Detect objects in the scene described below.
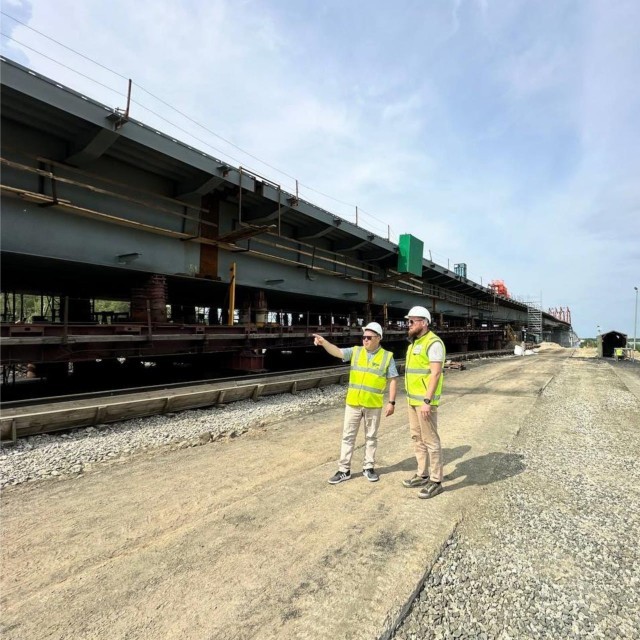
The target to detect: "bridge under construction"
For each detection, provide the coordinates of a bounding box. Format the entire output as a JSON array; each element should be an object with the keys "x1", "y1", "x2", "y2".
[{"x1": 0, "y1": 57, "x2": 574, "y2": 378}]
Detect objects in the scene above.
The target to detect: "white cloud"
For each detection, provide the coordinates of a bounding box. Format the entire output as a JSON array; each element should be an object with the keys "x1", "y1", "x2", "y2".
[{"x1": 1, "y1": 0, "x2": 639, "y2": 338}]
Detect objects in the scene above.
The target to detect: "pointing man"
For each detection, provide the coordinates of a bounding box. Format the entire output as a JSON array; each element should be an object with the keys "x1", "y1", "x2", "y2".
[
  {"x1": 402, "y1": 306, "x2": 446, "y2": 499},
  {"x1": 313, "y1": 322, "x2": 398, "y2": 484}
]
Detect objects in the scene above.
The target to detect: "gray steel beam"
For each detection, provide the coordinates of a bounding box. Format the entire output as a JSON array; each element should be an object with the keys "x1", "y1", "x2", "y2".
[
  {"x1": 242, "y1": 206, "x2": 291, "y2": 224},
  {"x1": 0, "y1": 59, "x2": 121, "y2": 129},
  {"x1": 1, "y1": 58, "x2": 557, "y2": 332},
  {"x1": 175, "y1": 173, "x2": 226, "y2": 199},
  {"x1": 65, "y1": 127, "x2": 121, "y2": 166},
  {"x1": 334, "y1": 237, "x2": 374, "y2": 252},
  {"x1": 365, "y1": 250, "x2": 396, "y2": 262},
  {"x1": 298, "y1": 225, "x2": 334, "y2": 240}
]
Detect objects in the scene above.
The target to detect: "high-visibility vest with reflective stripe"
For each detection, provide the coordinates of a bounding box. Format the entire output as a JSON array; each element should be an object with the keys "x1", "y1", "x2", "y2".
[
  {"x1": 405, "y1": 331, "x2": 445, "y2": 406},
  {"x1": 346, "y1": 346, "x2": 392, "y2": 408}
]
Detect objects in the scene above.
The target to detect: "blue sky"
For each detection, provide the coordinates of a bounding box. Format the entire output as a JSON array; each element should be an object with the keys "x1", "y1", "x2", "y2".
[{"x1": 2, "y1": 0, "x2": 639, "y2": 339}]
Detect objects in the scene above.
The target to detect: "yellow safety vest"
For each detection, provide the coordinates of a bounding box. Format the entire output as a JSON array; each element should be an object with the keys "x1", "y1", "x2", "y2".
[
  {"x1": 405, "y1": 331, "x2": 445, "y2": 406},
  {"x1": 346, "y1": 346, "x2": 393, "y2": 409}
]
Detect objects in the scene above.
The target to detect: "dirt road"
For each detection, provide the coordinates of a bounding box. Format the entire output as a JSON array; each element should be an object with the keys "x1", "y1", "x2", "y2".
[{"x1": 2, "y1": 352, "x2": 576, "y2": 639}]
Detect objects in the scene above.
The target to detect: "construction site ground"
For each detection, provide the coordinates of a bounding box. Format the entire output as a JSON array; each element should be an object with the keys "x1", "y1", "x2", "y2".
[{"x1": 1, "y1": 347, "x2": 638, "y2": 640}]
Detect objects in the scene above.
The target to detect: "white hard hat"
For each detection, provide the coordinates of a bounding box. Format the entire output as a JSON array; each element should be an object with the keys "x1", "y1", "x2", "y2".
[
  {"x1": 405, "y1": 306, "x2": 431, "y2": 323},
  {"x1": 363, "y1": 322, "x2": 383, "y2": 338}
]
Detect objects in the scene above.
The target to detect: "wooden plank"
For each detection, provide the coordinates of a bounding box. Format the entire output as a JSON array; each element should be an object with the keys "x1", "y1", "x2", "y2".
[
  {"x1": 260, "y1": 381, "x2": 296, "y2": 396},
  {"x1": 164, "y1": 390, "x2": 220, "y2": 411}
]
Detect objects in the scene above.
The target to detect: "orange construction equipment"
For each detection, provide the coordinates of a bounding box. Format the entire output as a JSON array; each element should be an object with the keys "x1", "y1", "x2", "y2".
[{"x1": 489, "y1": 280, "x2": 510, "y2": 298}]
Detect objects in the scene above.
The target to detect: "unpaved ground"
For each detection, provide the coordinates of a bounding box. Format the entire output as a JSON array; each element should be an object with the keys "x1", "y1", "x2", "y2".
[
  {"x1": 393, "y1": 356, "x2": 640, "y2": 640},
  {"x1": 3, "y1": 351, "x2": 634, "y2": 640}
]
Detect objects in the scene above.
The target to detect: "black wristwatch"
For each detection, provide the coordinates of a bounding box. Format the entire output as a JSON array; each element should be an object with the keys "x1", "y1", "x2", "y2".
[
  {"x1": 423, "y1": 398, "x2": 431, "y2": 405},
  {"x1": 389, "y1": 401, "x2": 396, "y2": 405}
]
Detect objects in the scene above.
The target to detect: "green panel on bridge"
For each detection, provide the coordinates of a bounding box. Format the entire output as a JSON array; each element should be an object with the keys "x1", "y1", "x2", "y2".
[{"x1": 397, "y1": 234, "x2": 423, "y2": 276}]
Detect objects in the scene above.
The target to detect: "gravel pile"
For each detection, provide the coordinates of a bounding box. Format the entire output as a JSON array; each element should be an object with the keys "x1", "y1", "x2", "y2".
[
  {"x1": 0, "y1": 385, "x2": 345, "y2": 489},
  {"x1": 393, "y1": 359, "x2": 640, "y2": 640}
]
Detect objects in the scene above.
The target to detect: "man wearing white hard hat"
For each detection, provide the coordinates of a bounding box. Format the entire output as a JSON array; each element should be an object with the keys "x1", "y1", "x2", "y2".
[
  {"x1": 402, "y1": 306, "x2": 446, "y2": 499},
  {"x1": 313, "y1": 322, "x2": 398, "y2": 484}
]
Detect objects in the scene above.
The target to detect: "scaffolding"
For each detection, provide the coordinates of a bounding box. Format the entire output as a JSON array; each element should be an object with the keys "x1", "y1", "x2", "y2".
[{"x1": 525, "y1": 297, "x2": 543, "y2": 343}]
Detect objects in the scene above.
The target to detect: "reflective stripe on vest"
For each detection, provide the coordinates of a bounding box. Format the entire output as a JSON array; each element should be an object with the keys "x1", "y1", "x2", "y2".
[
  {"x1": 346, "y1": 346, "x2": 392, "y2": 409},
  {"x1": 405, "y1": 331, "x2": 445, "y2": 406}
]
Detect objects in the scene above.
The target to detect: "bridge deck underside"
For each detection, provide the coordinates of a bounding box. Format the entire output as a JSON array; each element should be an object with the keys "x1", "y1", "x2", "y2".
[{"x1": 0, "y1": 323, "x2": 505, "y2": 366}]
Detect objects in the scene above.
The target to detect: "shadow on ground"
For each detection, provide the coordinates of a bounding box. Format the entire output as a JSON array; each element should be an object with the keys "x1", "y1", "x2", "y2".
[
  {"x1": 443, "y1": 451, "x2": 526, "y2": 492},
  {"x1": 377, "y1": 445, "x2": 472, "y2": 477}
]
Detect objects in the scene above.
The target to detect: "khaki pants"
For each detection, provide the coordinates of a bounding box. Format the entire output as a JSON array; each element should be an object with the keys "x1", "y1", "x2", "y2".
[
  {"x1": 407, "y1": 404, "x2": 443, "y2": 482},
  {"x1": 338, "y1": 405, "x2": 382, "y2": 472}
]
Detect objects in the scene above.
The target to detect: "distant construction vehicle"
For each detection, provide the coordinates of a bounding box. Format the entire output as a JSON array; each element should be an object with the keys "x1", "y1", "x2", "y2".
[{"x1": 489, "y1": 280, "x2": 510, "y2": 298}]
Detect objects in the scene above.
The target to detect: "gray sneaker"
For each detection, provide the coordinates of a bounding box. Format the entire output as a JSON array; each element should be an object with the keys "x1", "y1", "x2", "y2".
[
  {"x1": 363, "y1": 468, "x2": 379, "y2": 482},
  {"x1": 328, "y1": 470, "x2": 351, "y2": 484},
  {"x1": 418, "y1": 481, "x2": 444, "y2": 499},
  {"x1": 402, "y1": 474, "x2": 430, "y2": 488}
]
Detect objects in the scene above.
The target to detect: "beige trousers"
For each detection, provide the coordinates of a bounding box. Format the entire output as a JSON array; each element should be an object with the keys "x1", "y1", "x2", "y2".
[
  {"x1": 338, "y1": 404, "x2": 382, "y2": 472},
  {"x1": 407, "y1": 404, "x2": 443, "y2": 482}
]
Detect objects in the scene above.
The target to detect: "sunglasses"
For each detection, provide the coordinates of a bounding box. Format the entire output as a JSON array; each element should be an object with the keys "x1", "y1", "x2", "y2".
[
  {"x1": 408, "y1": 319, "x2": 425, "y2": 325},
  {"x1": 362, "y1": 335, "x2": 378, "y2": 341}
]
